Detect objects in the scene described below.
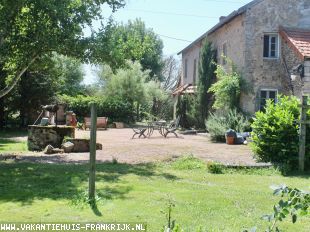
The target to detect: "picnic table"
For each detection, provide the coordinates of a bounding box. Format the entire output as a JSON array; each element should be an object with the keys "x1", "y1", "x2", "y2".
[{"x1": 147, "y1": 120, "x2": 166, "y2": 137}]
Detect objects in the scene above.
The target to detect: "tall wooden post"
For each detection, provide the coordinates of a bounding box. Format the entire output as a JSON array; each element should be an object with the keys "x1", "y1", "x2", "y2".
[
  {"x1": 299, "y1": 96, "x2": 308, "y2": 172},
  {"x1": 89, "y1": 103, "x2": 97, "y2": 200}
]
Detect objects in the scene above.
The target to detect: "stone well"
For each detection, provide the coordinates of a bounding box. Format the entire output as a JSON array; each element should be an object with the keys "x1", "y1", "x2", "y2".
[{"x1": 28, "y1": 125, "x2": 75, "y2": 151}]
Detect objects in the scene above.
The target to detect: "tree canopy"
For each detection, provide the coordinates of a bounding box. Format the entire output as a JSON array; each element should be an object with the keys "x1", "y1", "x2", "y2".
[
  {"x1": 0, "y1": 0, "x2": 124, "y2": 98},
  {"x1": 92, "y1": 19, "x2": 164, "y2": 80}
]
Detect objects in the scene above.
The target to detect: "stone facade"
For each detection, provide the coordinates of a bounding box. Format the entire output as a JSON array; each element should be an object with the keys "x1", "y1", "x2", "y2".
[
  {"x1": 179, "y1": 0, "x2": 310, "y2": 113},
  {"x1": 28, "y1": 125, "x2": 75, "y2": 151}
]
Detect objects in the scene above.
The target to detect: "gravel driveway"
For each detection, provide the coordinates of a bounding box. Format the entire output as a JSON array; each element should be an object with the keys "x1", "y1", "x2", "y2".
[{"x1": 6, "y1": 129, "x2": 268, "y2": 166}]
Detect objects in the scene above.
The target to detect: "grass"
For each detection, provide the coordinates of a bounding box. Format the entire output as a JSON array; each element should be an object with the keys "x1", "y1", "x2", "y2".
[
  {"x1": 0, "y1": 156, "x2": 309, "y2": 232},
  {"x1": 0, "y1": 129, "x2": 28, "y2": 152}
]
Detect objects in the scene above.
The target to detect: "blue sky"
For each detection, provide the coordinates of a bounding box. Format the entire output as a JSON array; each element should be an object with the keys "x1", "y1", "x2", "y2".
[{"x1": 83, "y1": 0, "x2": 251, "y2": 84}]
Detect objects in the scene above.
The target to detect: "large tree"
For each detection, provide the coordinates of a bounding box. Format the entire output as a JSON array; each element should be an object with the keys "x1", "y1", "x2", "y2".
[
  {"x1": 0, "y1": 0, "x2": 124, "y2": 98},
  {"x1": 92, "y1": 19, "x2": 164, "y2": 81},
  {"x1": 196, "y1": 40, "x2": 217, "y2": 128}
]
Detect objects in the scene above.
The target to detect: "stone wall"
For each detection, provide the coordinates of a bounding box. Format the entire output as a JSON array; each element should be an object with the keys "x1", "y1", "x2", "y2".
[
  {"x1": 181, "y1": 43, "x2": 201, "y2": 86},
  {"x1": 303, "y1": 60, "x2": 310, "y2": 93},
  {"x1": 180, "y1": 0, "x2": 310, "y2": 113},
  {"x1": 28, "y1": 125, "x2": 75, "y2": 151},
  {"x1": 243, "y1": 0, "x2": 310, "y2": 112},
  {"x1": 208, "y1": 14, "x2": 246, "y2": 73}
]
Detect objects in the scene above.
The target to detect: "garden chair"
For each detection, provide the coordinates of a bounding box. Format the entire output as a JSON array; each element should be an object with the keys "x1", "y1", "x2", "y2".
[
  {"x1": 164, "y1": 116, "x2": 180, "y2": 138},
  {"x1": 131, "y1": 128, "x2": 147, "y2": 139}
]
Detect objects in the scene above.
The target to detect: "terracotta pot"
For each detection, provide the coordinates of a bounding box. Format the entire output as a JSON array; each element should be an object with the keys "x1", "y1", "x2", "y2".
[{"x1": 226, "y1": 136, "x2": 235, "y2": 145}]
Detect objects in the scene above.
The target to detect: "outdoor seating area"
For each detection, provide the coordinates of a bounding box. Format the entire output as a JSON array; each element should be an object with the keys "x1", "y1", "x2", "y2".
[{"x1": 132, "y1": 117, "x2": 181, "y2": 139}]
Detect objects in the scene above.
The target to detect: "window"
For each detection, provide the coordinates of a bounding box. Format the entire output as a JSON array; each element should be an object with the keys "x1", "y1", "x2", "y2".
[
  {"x1": 263, "y1": 34, "x2": 279, "y2": 58},
  {"x1": 222, "y1": 43, "x2": 227, "y2": 65},
  {"x1": 259, "y1": 89, "x2": 278, "y2": 111},
  {"x1": 184, "y1": 59, "x2": 188, "y2": 79},
  {"x1": 193, "y1": 59, "x2": 197, "y2": 84}
]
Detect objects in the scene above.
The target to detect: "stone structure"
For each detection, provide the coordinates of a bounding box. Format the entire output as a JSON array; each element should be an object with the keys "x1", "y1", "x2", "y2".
[
  {"x1": 28, "y1": 125, "x2": 75, "y2": 151},
  {"x1": 63, "y1": 138, "x2": 102, "y2": 152},
  {"x1": 178, "y1": 0, "x2": 310, "y2": 113}
]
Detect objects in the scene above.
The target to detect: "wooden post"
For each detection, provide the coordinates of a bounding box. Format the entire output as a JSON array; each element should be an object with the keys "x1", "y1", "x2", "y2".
[
  {"x1": 89, "y1": 103, "x2": 97, "y2": 200},
  {"x1": 299, "y1": 96, "x2": 308, "y2": 172}
]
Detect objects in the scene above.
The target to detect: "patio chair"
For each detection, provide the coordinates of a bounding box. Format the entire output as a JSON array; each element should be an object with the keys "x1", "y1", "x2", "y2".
[
  {"x1": 164, "y1": 116, "x2": 180, "y2": 138},
  {"x1": 131, "y1": 128, "x2": 147, "y2": 139}
]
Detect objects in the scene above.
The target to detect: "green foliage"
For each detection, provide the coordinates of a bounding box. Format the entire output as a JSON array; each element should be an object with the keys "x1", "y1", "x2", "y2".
[
  {"x1": 251, "y1": 95, "x2": 310, "y2": 171},
  {"x1": 196, "y1": 40, "x2": 217, "y2": 127},
  {"x1": 171, "y1": 155, "x2": 206, "y2": 170},
  {"x1": 176, "y1": 94, "x2": 200, "y2": 129},
  {"x1": 0, "y1": 0, "x2": 124, "y2": 97},
  {"x1": 207, "y1": 161, "x2": 224, "y2": 174},
  {"x1": 206, "y1": 108, "x2": 250, "y2": 142},
  {"x1": 261, "y1": 185, "x2": 309, "y2": 232},
  {"x1": 97, "y1": 61, "x2": 169, "y2": 121},
  {"x1": 93, "y1": 19, "x2": 164, "y2": 80},
  {"x1": 52, "y1": 54, "x2": 85, "y2": 96},
  {"x1": 60, "y1": 95, "x2": 134, "y2": 123},
  {"x1": 209, "y1": 62, "x2": 245, "y2": 110}
]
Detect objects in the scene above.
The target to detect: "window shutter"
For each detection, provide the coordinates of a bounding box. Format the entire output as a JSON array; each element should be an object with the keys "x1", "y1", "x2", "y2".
[{"x1": 263, "y1": 35, "x2": 269, "y2": 57}]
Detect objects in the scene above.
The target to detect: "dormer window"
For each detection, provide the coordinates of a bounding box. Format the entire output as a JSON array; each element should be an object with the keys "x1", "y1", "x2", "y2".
[{"x1": 263, "y1": 34, "x2": 279, "y2": 58}]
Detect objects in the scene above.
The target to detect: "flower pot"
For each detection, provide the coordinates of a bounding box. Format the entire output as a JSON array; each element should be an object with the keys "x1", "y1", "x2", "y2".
[{"x1": 226, "y1": 136, "x2": 235, "y2": 145}]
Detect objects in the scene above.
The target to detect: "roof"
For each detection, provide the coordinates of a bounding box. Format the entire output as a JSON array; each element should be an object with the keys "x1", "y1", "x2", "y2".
[
  {"x1": 172, "y1": 84, "x2": 197, "y2": 96},
  {"x1": 279, "y1": 27, "x2": 310, "y2": 60},
  {"x1": 177, "y1": 0, "x2": 264, "y2": 55}
]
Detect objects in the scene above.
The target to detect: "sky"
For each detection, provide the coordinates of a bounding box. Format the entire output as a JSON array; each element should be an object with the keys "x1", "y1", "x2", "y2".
[{"x1": 83, "y1": 0, "x2": 252, "y2": 84}]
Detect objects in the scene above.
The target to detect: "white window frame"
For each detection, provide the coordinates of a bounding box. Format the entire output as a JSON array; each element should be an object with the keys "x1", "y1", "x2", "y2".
[
  {"x1": 263, "y1": 33, "x2": 280, "y2": 59},
  {"x1": 259, "y1": 89, "x2": 278, "y2": 111}
]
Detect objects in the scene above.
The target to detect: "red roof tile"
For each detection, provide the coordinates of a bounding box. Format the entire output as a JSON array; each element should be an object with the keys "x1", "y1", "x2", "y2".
[{"x1": 280, "y1": 27, "x2": 310, "y2": 60}]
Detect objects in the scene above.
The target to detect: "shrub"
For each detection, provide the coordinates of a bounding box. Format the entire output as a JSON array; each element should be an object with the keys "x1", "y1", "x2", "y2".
[
  {"x1": 206, "y1": 161, "x2": 224, "y2": 174},
  {"x1": 251, "y1": 95, "x2": 310, "y2": 171},
  {"x1": 172, "y1": 155, "x2": 206, "y2": 170},
  {"x1": 206, "y1": 108, "x2": 250, "y2": 142},
  {"x1": 60, "y1": 95, "x2": 134, "y2": 123}
]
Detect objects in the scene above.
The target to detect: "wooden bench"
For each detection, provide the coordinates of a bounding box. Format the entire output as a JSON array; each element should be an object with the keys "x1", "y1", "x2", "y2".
[{"x1": 83, "y1": 117, "x2": 108, "y2": 130}]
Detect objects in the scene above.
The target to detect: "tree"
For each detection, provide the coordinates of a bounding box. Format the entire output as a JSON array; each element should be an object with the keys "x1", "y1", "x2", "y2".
[
  {"x1": 208, "y1": 62, "x2": 243, "y2": 111},
  {"x1": 161, "y1": 56, "x2": 180, "y2": 91},
  {"x1": 0, "y1": 0, "x2": 124, "y2": 98},
  {"x1": 52, "y1": 54, "x2": 85, "y2": 96},
  {"x1": 196, "y1": 40, "x2": 217, "y2": 127},
  {"x1": 93, "y1": 19, "x2": 164, "y2": 80},
  {"x1": 97, "y1": 61, "x2": 167, "y2": 120}
]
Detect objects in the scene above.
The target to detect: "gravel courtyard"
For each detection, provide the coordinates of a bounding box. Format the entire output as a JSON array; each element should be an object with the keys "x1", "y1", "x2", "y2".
[{"x1": 8, "y1": 128, "x2": 268, "y2": 166}]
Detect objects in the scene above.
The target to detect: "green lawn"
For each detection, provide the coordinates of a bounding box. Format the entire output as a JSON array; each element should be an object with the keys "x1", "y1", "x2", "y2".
[
  {"x1": 0, "y1": 158, "x2": 309, "y2": 231},
  {"x1": 0, "y1": 130, "x2": 28, "y2": 152}
]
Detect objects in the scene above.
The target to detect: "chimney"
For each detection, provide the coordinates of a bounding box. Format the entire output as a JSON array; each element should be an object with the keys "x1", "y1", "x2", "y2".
[{"x1": 219, "y1": 16, "x2": 226, "y2": 22}]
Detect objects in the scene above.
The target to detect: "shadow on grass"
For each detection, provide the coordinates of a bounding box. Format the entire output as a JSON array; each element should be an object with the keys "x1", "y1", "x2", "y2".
[
  {"x1": 0, "y1": 162, "x2": 178, "y2": 207},
  {"x1": 0, "y1": 129, "x2": 28, "y2": 138}
]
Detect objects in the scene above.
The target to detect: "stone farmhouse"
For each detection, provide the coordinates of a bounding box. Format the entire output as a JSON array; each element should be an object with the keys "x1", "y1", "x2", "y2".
[{"x1": 175, "y1": 0, "x2": 310, "y2": 113}]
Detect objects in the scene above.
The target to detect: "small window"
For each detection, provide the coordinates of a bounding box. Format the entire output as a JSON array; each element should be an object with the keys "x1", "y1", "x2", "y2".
[
  {"x1": 222, "y1": 43, "x2": 227, "y2": 65},
  {"x1": 263, "y1": 34, "x2": 279, "y2": 58},
  {"x1": 260, "y1": 89, "x2": 278, "y2": 111},
  {"x1": 193, "y1": 59, "x2": 197, "y2": 84},
  {"x1": 184, "y1": 59, "x2": 188, "y2": 79}
]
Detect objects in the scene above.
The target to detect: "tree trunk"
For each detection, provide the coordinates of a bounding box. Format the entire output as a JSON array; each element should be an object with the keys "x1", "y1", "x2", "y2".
[{"x1": 0, "y1": 56, "x2": 38, "y2": 98}]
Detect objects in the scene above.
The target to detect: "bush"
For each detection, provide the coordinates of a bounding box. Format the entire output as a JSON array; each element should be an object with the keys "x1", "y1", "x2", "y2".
[
  {"x1": 60, "y1": 95, "x2": 134, "y2": 123},
  {"x1": 206, "y1": 108, "x2": 250, "y2": 142},
  {"x1": 251, "y1": 95, "x2": 310, "y2": 171},
  {"x1": 206, "y1": 161, "x2": 224, "y2": 174},
  {"x1": 172, "y1": 155, "x2": 206, "y2": 170}
]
